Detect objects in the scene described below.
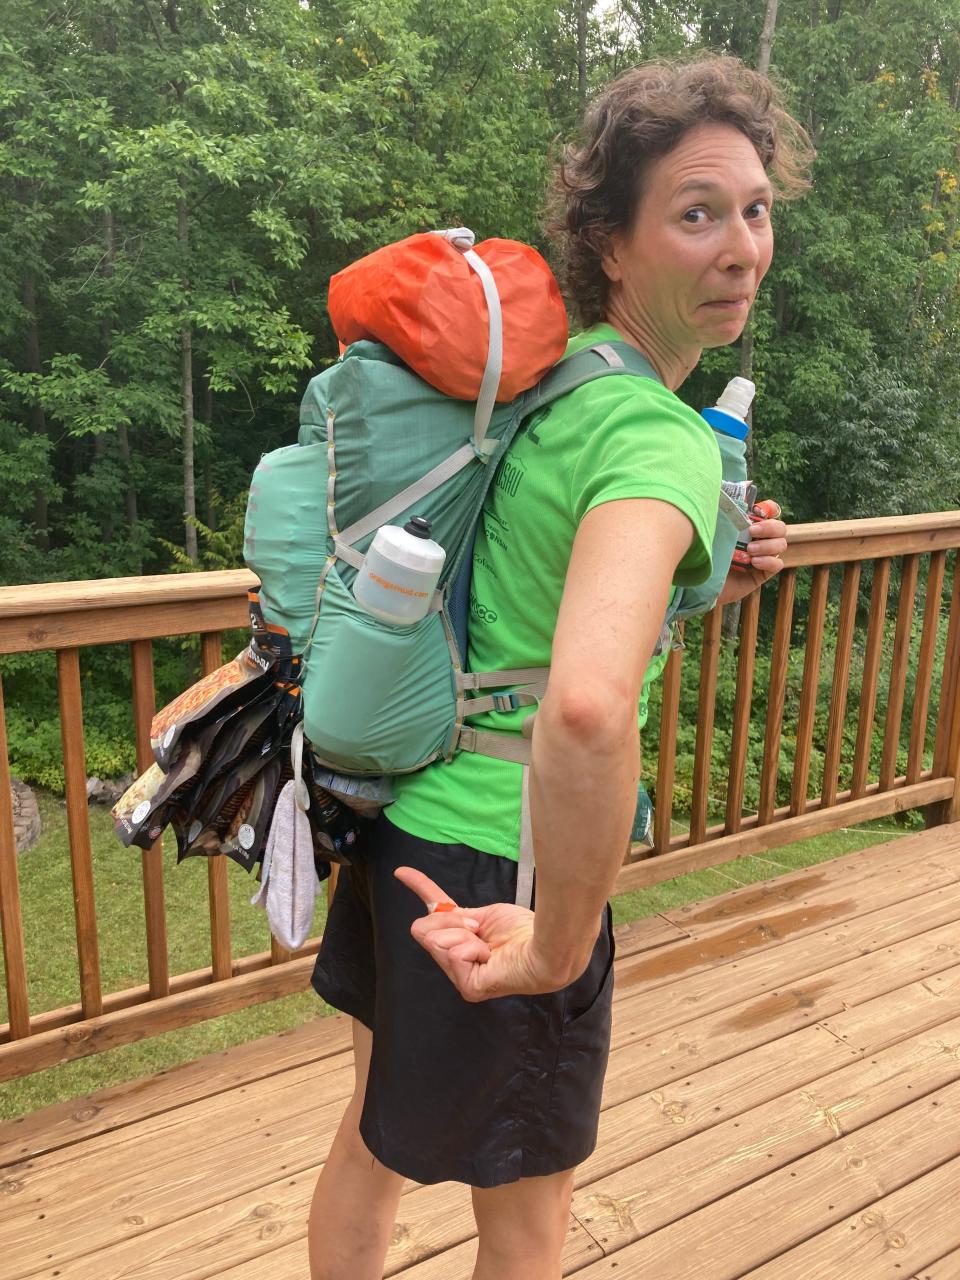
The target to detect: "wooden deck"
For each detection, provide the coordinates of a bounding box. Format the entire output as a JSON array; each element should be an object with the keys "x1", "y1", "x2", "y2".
[{"x1": 3, "y1": 824, "x2": 960, "y2": 1279}]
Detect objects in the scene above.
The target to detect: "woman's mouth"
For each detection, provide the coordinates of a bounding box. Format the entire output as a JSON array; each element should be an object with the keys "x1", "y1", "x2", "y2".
[{"x1": 703, "y1": 297, "x2": 750, "y2": 311}]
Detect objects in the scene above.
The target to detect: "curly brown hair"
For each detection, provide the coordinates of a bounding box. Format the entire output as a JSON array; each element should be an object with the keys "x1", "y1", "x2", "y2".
[{"x1": 547, "y1": 56, "x2": 814, "y2": 328}]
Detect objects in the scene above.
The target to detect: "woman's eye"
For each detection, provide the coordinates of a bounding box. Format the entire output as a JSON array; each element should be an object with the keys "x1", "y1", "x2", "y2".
[
  {"x1": 745, "y1": 201, "x2": 770, "y2": 220},
  {"x1": 682, "y1": 207, "x2": 709, "y2": 225}
]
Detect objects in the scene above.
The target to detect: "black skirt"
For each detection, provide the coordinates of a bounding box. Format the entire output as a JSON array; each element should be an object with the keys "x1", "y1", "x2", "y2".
[{"x1": 311, "y1": 815, "x2": 614, "y2": 1188}]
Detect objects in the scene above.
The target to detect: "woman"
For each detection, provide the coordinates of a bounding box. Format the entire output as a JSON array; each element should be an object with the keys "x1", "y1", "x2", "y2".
[{"x1": 308, "y1": 55, "x2": 811, "y2": 1280}]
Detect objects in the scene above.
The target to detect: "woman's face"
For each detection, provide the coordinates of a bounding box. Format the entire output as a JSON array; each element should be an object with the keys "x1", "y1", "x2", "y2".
[{"x1": 602, "y1": 122, "x2": 774, "y2": 374}]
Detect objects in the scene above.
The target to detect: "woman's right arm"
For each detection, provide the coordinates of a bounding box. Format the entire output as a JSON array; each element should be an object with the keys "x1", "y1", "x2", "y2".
[
  {"x1": 525, "y1": 494, "x2": 695, "y2": 988},
  {"x1": 396, "y1": 495, "x2": 695, "y2": 1000}
]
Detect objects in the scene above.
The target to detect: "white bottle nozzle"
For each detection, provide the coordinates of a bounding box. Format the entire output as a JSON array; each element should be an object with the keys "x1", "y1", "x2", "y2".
[{"x1": 715, "y1": 377, "x2": 756, "y2": 422}]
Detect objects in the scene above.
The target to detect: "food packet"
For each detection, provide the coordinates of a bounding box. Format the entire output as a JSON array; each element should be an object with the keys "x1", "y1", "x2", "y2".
[
  {"x1": 221, "y1": 757, "x2": 285, "y2": 871},
  {"x1": 113, "y1": 740, "x2": 205, "y2": 848},
  {"x1": 150, "y1": 643, "x2": 277, "y2": 771},
  {"x1": 189, "y1": 697, "x2": 279, "y2": 801},
  {"x1": 111, "y1": 763, "x2": 167, "y2": 845},
  {"x1": 304, "y1": 769, "x2": 364, "y2": 866},
  {"x1": 174, "y1": 721, "x2": 292, "y2": 864}
]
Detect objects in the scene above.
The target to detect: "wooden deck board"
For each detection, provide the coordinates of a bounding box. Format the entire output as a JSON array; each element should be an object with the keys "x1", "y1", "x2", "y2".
[
  {"x1": 912, "y1": 1246, "x2": 960, "y2": 1279},
  {"x1": 741, "y1": 1153, "x2": 960, "y2": 1279},
  {"x1": 3, "y1": 827, "x2": 960, "y2": 1279},
  {"x1": 0, "y1": 914, "x2": 684, "y2": 1170}
]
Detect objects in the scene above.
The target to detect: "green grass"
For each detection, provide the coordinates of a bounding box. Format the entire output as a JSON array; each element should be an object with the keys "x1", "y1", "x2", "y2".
[{"x1": 0, "y1": 795, "x2": 912, "y2": 1120}]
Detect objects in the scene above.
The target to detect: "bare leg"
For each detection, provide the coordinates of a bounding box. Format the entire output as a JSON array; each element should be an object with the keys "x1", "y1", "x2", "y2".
[
  {"x1": 308, "y1": 1019, "x2": 405, "y2": 1280},
  {"x1": 470, "y1": 1167, "x2": 576, "y2": 1280}
]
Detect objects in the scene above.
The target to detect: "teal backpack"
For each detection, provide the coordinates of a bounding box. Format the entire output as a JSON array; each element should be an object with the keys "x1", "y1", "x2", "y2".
[{"x1": 245, "y1": 244, "x2": 748, "y2": 902}]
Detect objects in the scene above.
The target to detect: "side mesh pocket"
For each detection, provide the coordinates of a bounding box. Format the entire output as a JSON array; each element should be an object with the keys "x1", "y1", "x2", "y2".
[{"x1": 301, "y1": 568, "x2": 457, "y2": 774}]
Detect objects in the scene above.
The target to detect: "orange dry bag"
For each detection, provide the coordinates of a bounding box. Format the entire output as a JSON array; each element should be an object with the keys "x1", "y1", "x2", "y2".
[{"x1": 327, "y1": 229, "x2": 568, "y2": 402}]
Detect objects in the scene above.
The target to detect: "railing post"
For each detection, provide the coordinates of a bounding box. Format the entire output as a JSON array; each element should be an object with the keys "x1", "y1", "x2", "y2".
[
  {"x1": 57, "y1": 648, "x2": 103, "y2": 1018},
  {"x1": 200, "y1": 631, "x2": 234, "y2": 981},
  {"x1": 652, "y1": 633, "x2": 684, "y2": 854},
  {"x1": 928, "y1": 554, "x2": 960, "y2": 827},
  {"x1": 690, "y1": 607, "x2": 722, "y2": 844},
  {"x1": 0, "y1": 677, "x2": 30, "y2": 1039},
  {"x1": 130, "y1": 639, "x2": 171, "y2": 999},
  {"x1": 724, "y1": 589, "x2": 760, "y2": 834}
]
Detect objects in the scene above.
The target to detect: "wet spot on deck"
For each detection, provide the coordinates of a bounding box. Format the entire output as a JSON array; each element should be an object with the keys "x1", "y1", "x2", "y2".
[
  {"x1": 615, "y1": 899, "x2": 855, "y2": 989},
  {"x1": 669, "y1": 872, "x2": 828, "y2": 927},
  {"x1": 720, "y1": 977, "x2": 835, "y2": 1030}
]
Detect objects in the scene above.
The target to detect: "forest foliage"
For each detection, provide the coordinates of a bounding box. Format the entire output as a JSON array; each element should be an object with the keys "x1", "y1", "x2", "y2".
[{"x1": 1, "y1": 0, "x2": 959, "y2": 791}]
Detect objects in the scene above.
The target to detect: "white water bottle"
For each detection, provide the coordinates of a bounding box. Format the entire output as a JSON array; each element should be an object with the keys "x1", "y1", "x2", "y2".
[{"x1": 352, "y1": 516, "x2": 446, "y2": 625}]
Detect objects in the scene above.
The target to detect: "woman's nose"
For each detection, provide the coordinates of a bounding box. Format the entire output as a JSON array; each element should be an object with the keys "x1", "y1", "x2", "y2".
[{"x1": 718, "y1": 215, "x2": 761, "y2": 271}]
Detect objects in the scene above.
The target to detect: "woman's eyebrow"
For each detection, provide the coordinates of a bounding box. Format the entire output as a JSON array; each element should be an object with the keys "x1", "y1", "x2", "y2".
[{"x1": 675, "y1": 179, "x2": 774, "y2": 200}]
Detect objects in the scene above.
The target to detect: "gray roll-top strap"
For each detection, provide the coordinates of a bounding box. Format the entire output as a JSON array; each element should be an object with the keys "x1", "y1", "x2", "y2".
[
  {"x1": 461, "y1": 248, "x2": 504, "y2": 455},
  {"x1": 432, "y1": 228, "x2": 503, "y2": 456}
]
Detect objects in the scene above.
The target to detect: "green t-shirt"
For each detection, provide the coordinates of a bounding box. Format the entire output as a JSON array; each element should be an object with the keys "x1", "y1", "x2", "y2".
[{"x1": 387, "y1": 324, "x2": 721, "y2": 859}]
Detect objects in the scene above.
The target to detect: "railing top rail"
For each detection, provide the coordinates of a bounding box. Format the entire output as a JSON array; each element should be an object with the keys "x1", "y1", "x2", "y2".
[
  {"x1": 0, "y1": 511, "x2": 957, "y2": 627},
  {"x1": 784, "y1": 511, "x2": 960, "y2": 543},
  {"x1": 0, "y1": 569, "x2": 258, "y2": 618},
  {"x1": 781, "y1": 512, "x2": 960, "y2": 567}
]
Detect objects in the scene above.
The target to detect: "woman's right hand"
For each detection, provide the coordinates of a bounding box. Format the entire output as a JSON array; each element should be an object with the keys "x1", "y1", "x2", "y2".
[{"x1": 394, "y1": 865, "x2": 568, "y2": 1002}]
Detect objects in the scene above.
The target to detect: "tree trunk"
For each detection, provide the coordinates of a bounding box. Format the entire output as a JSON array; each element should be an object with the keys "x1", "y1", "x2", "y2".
[
  {"x1": 21, "y1": 270, "x2": 49, "y2": 550},
  {"x1": 178, "y1": 176, "x2": 198, "y2": 562},
  {"x1": 99, "y1": 206, "x2": 141, "y2": 564},
  {"x1": 738, "y1": 0, "x2": 781, "y2": 450},
  {"x1": 757, "y1": 0, "x2": 779, "y2": 75},
  {"x1": 907, "y1": 67, "x2": 958, "y2": 333},
  {"x1": 166, "y1": 3, "x2": 195, "y2": 561},
  {"x1": 577, "y1": 0, "x2": 593, "y2": 112},
  {"x1": 203, "y1": 375, "x2": 215, "y2": 531}
]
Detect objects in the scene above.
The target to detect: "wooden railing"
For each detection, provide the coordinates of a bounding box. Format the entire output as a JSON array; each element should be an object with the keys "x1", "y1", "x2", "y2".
[
  {"x1": 1, "y1": 513, "x2": 959, "y2": 1081},
  {"x1": 626, "y1": 512, "x2": 960, "y2": 892}
]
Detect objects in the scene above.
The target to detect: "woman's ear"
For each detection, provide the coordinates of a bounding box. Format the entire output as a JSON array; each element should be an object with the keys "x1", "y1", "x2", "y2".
[{"x1": 598, "y1": 230, "x2": 623, "y2": 284}]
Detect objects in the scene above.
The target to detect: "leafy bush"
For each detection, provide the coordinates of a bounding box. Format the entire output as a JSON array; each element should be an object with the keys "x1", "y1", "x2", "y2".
[{"x1": 5, "y1": 709, "x2": 136, "y2": 792}]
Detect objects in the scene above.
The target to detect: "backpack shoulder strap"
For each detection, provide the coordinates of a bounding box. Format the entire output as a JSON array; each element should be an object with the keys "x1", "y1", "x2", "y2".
[{"x1": 519, "y1": 339, "x2": 662, "y2": 421}]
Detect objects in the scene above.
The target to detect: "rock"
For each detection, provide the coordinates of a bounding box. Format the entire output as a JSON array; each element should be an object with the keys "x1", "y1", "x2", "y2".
[
  {"x1": 11, "y1": 778, "x2": 41, "y2": 854},
  {"x1": 86, "y1": 774, "x2": 134, "y2": 806}
]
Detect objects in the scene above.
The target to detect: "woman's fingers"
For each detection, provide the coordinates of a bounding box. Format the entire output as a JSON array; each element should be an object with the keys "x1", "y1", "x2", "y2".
[
  {"x1": 396, "y1": 863, "x2": 485, "y2": 947},
  {"x1": 747, "y1": 558, "x2": 783, "y2": 578},
  {"x1": 428, "y1": 930, "x2": 493, "y2": 962},
  {"x1": 394, "y1": 865, "x2": 459, "y2": 912},
  {"x1": 746, "y1": 515, "x2": 788, "y2": 577},
  {"x1": 413, "y1": 922, "x2": 483, "y2": 950},
  {"x1": 750, "y1": 516, "x2": 786, "y2": 538}
]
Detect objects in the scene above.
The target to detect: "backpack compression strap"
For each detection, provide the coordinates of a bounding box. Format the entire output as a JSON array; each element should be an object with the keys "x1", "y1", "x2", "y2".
[{"x1": 458, "y1": 339, "x2": 663, "y2": 908}]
